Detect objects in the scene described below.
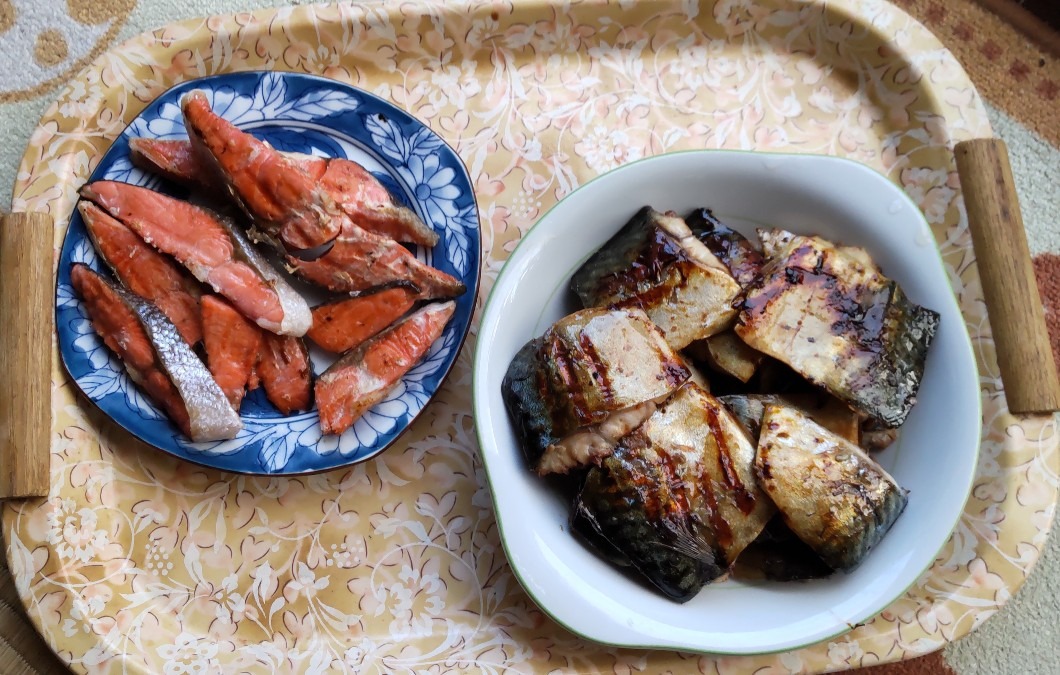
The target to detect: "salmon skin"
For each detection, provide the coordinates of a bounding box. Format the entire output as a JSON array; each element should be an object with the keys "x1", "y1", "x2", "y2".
[
  {"x1": 130, "y1": 138, "x2": 439, "y2": 247},
  {"x1": 257, "y1": 333, "x2": 312, "y2": 415},
  {"x1": 316, "y1": 301, "x2": 455, "y2": 435},
  {"x1": 80, "y1": 181, "x2": 311, "y2": 337},
  {"x1": 307, "y1": 285, "x2": 420, "y2": 354},
  {"x1": 79, "y1": 201, "x2": 203, "y2": 346},
  {"x1": 71, "y1": 264, "x2": 242, "y2": 442},
  {"x1": 200, "y1": 295, "x2": 263, "y2": 409},
  {"x1": 181, "y1": 91, "x2": 341, "y2": 255}
]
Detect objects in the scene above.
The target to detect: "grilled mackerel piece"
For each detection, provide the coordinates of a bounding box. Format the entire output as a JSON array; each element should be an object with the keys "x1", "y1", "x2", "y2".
[
  {"x1": 755, "y1": 404, "x2": 907, "y2": 571},
  {"x1": 685, "y1": 208, "x2": 764, "y2": 287},
  {"x1": 574, "y1": 383, "x2": 775, "y2": 602},
  {"x1": 570, "y1": 207, "x2": 741, "y2": 350},
  {"x1": 734, "y1": 234, "x2": 939, "y2": 428},
  {"x1": 501, "y1": 308, "x2": 689, "y2": 473}
]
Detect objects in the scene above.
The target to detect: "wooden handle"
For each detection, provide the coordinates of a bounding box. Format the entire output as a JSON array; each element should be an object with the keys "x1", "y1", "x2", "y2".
[
  {"x1": 954, "y1": 139, "x2": 1060, "y2": 415},
  {"x1": 0, "y1": 212, "x2": 52, "y2": 499}
]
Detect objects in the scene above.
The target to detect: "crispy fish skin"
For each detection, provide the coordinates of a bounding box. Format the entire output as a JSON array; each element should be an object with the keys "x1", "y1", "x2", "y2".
[
  {"x1": 501, "y1": 308, "x2": 689, "y2": 468},
  {"x1": 570, "y1": 207, "x2": 741, "y2": 349},
  {"x1": 685, "y1": 208, "x2": 764, "y2": 286},
  {"x1": 130, "y1": 138, "x2": 439, "y2": 247},
  {"x1": 316, "y1": 301, "x2": 455, "y2": 435},
  {"x1": 754, "y1": 404, "x2": 907, "y2": 571},
  {"x1": 734, "y1": 235, "x2": 939, "y2": 428},
  {"x1": 71, "y1": 264, "x2": 242, "y2": 442},
  {"x1": 79, "y1": 201, "x2": 203, "y2": 346},
  {"x1": 575, "y1": 383, "x2": 775, "y2": 601},
  {"x1": 80, "y1": 181, "x2": 311, "y2": 337}
]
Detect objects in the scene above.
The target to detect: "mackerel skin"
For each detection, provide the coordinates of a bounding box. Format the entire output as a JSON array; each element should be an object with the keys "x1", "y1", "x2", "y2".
[{"x1": 684, "y1": 208, "x2": 764, "y2": 286}]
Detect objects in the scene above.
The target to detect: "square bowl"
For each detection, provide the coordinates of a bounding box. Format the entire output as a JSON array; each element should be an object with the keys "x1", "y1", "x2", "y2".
[{"x1": 471, "y1": 150, "x2": 981, "y2": 654}]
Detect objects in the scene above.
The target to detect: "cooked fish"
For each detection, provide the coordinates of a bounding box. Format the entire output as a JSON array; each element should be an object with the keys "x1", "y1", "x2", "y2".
[
  {"x1": 734, "y1": 234, "x2": 939, "y2": 428},
  {"x1": 257, "y1": 333, "x2": 313, "y2": 415},
  {"x1": 316, "y1": 301, "x2": 455, "y2": 434},
  {"x1": 685, "y1": 208, "x2": 764, "y2": 286},
  {"x1": 754, "y1": 404, "x2": 907, "y2": 571},
  {"x1": 130, "y1": 137, "x2": 439, "y2": 247},
  {"x1": 859, "y1": 414, "x2": 900, "y2": 452},
  {"x1": 307, "y1": 286, "x2": 420, "y2": 354},
  {"x1": 80, "y1": 181, "x2": 312, "y2": 337},
  {"x1": 732, "y1": 517, "x2": 834, "y2": 582},
  {"x1": 200, "y1": 294, "x2": 263, "y2": 409},
  {"x1": 757, "y1": 227, "x2": 796, "y2": 259},
  {"x1": 181, "y1": 91, "x2": 341, "y2": 254},
  {"x1": 71, "y1": 264, "x2": 241, "y2": 441},
  {"x1": 574, "y1": 383, "x2": 775, "y2": 601},
  {"x1": 501, "y1": 308, "x2": 689, "y2": 469},
  {"x1": 570, "y1": 206, "x2": 741, "y2": 349},
  {"x1": 686, "y1": 331, "x2": 763, "y2": 383},
  {"x1": 79, "y1": 201, "x2": 203, "y2": 346},
  {"x1": 720, "y1": 392, "x2": 860, "y2": 443}
]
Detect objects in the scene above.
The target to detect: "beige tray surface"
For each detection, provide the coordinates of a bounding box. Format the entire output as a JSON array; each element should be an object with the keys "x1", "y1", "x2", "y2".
[{"x1": 4, "y1": 0, "x2": 1057, "y2": 673}]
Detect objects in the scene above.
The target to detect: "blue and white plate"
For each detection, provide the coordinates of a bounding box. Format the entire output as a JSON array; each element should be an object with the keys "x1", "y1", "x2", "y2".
[{"x1": 56, "y1": 71, "x2": 480, "y2": 475}]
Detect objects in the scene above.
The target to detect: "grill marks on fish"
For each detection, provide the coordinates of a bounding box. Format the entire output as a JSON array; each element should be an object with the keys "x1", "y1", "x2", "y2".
[
  {"x1": 79, "y1": 201, "x2": 204, "y2": 346},
  {"x1": 130, "y1": 137, "x2": 440, "y2": 247},
  {"x1": 307, "y1": 286, "x2": 420, "y2": 354},
  {"x1": 80, "y1": 181, "x2": 311, "y2": 337},
  {"x1": 754, "y1": 404, "x2": 907, "y2": 571},
  {"x1": 734, "y1": 235, "x2": 939, "y2": 428},
  {"x1": 570, "y1": 207, "x2": 741, "y2": 349},
  {"x1": 71, "y1": 264, "x2": 241, "y2": 442}
]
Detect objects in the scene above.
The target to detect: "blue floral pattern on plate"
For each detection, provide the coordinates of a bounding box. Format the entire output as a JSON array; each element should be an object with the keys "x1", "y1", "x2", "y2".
[{"x1": 56, "y1": 72, "x2": 480, "y2": 475}]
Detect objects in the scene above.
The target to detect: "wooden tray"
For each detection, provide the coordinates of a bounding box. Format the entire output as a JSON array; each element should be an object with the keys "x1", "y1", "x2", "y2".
[{"x1": 4, "y1": 0, "x2": 1057, "y2": 672}]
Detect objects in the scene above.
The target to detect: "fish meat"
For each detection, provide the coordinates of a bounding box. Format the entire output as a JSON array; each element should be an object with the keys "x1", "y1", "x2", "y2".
[
  {"x1": 200, "y1": 294, "x2": 263, "y2": 409},
  {"x1": 859, "y1": 414, "x2": 899, "y2": 452},
  {"x1": 79, "y1": 201, "x2": 203, "y2": 346},
  {"x1": 307, "y1": 286, "x2": 420, "y2": 354},
  {"x1": 734, "y1": 234, "x2": 939, "y2": 428},
  {"x1": 754, "y1": 404, "x2": 907, "y2": 571},
  {"x1": 181, "y1": 91, "x2": 341, "y2": 254},
  {"x1": 685, "y1": 208, "x2": 764, "y2": 286},
  {"x1": 71, "y1": 264, "x2": 241, "y2": 441},
  {"x1": 757, "y1": 228, "x2": 796, "y2": 259},
  {"x1": 316, "y1": 301, "x2": 455, "y2": 435},
  {"x1": 720, "y1": 392, "x2": 860, "y2": 443},
  {"x1": 685, "y1": 331, "x2": 763, "y2": 384},
  {"x1": 257, "y1": 333, "x2": 313, "y2": 415},
  {"x1": 501, "y1": 308, "x2": 689, "y2": 470},
  {"x1": 570, "y1": 206, "x2": 741, "y2": 349},
  {"x1": 574, "y1": 383, "x2": 775, "y2": 602},
  {"x1": 129, "y1": 138, "x2": 439, "y2": 247},
  {"x1": 80, "y1": 181, "x2": 311, "y2": 337}
]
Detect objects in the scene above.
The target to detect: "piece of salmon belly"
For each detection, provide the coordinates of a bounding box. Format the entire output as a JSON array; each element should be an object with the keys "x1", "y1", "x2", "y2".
[
  {"x1": 181, "y1": 91, "x2": 341, "y2": 254},
  {"x1": 307, "y1": 286, "x2": 419, "y2": 354},
  {"x1": 290, "y1": 227, "x2": 465, "y2": 298},
  {"x1": 200, "y1": 295, "x2": 264, "y2": 409},
  {"x1": 80, "y1": 201, "x2": 204, "y2": 346},
  {"x1": 71, "y1": 264, "x2": 193, "y2": 436},
  {"x1": 316, "y1": 301, "x2": 456, "y2": 435},
  {"x1": 257, "y1": 333, "x2": 313, "y2": 415},
  {"x1": 79, "y1": 180, "x2": 310, "y2": 336},
  {"x1": 128, "y1": 138, "x2": 203, "y2": 186}
]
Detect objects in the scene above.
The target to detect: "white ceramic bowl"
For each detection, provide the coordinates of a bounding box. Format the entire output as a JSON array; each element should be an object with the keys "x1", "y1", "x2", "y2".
[{"x1": 472, "y1": 150, "x2": 980, "y2": 655}]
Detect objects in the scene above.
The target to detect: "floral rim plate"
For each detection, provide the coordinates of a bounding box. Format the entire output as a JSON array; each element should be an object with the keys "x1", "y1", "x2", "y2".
[{"x1": 55, "y1": 71, "x2": 481, "y2": 475}]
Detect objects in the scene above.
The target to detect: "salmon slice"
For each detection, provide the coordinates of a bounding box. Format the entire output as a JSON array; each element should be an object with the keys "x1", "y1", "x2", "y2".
[
  {"x1": 181, "y1": 91, "x2": 341, "y2": 254},
  {"x1": 80, "y1": 180, "x2": 311, "y2": 337},
  {"x1": 307, "y1": 286, "x2": 420, "y2": 353},
  {"x1": 129, "y1": 138, "x2": 439, "y2": 247},
  {"x1": 289, "y1": 227, "x2": 465, "y2": 298},
  {"x1": 71, "y1": 264, "x2": 241, "y2": 441},
  {"x1": 316, "y1": 301, "x2": 456, "y2": 434},
  {"x1": 79, "y1": 201, "x2": 203, "y2": 346},
  {"x1": 257, "y1": 333, "x2": 313, "y2": 414},
  {"x1": 200, "y1": 295, "x2": 264, "y2": 409}
]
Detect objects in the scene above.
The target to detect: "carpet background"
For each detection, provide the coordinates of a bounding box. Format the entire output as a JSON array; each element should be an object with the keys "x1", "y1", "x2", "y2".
[{"x1": 0, "y1": 1, "x2": 1056, "y2": 673}]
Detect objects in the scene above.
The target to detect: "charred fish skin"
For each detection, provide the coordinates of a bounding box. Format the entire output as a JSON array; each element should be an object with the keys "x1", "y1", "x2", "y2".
[
  {"x1": 735, "y1": 235, "x2": 940, "y2": 428},
  {"x1": 754, "y1": 404, "x2": 908, "y2": 572},
  {"x1": 501, "y1": 337, "x2": 558, "y2": 467},
  {"x1": 684, "y1": 208, "x2": 764, "y2": 287}
]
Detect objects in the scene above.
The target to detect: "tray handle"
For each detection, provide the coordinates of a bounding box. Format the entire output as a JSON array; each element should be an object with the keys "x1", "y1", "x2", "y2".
[
  {"x1": 0, "y1": 212, "x2": 53, "y2": 500},
  {"x1": 954, "y1": 139, "x2": 1060, "y2": 415}
]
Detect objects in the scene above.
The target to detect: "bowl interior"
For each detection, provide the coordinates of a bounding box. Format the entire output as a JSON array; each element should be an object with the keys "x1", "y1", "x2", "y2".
[{"x1": 472, "y1": 150, "x2": 980, "y2": 654}]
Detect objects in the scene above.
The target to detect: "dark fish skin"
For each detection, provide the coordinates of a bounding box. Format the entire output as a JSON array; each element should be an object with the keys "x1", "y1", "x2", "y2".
[
  {"x1": 755, "y1": 404, "x2": 908, "y2": 571},
  {"x1": 720, "y1": 392, "x2": 860, "y2": 443},
  {"x1": 684, "y1": 208, "x2": 764, "y2": 287},
  {"x1": 501, "y1": 337, "x2": 558, "y2": 467},
  {"x1": 735, "y1": 235, "x2": 940, "y2": 428},
  {"x1": 732, "y1": 517, "x2": 834, "y2": 582},
  {"x1": 569, "y1": 207, "x2": 740, "y2": 349}
]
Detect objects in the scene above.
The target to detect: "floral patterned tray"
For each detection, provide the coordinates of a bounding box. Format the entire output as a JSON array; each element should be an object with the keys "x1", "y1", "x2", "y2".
[{"x1": 4, "y1": 0, "x2": 1057, "y2": 673}]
